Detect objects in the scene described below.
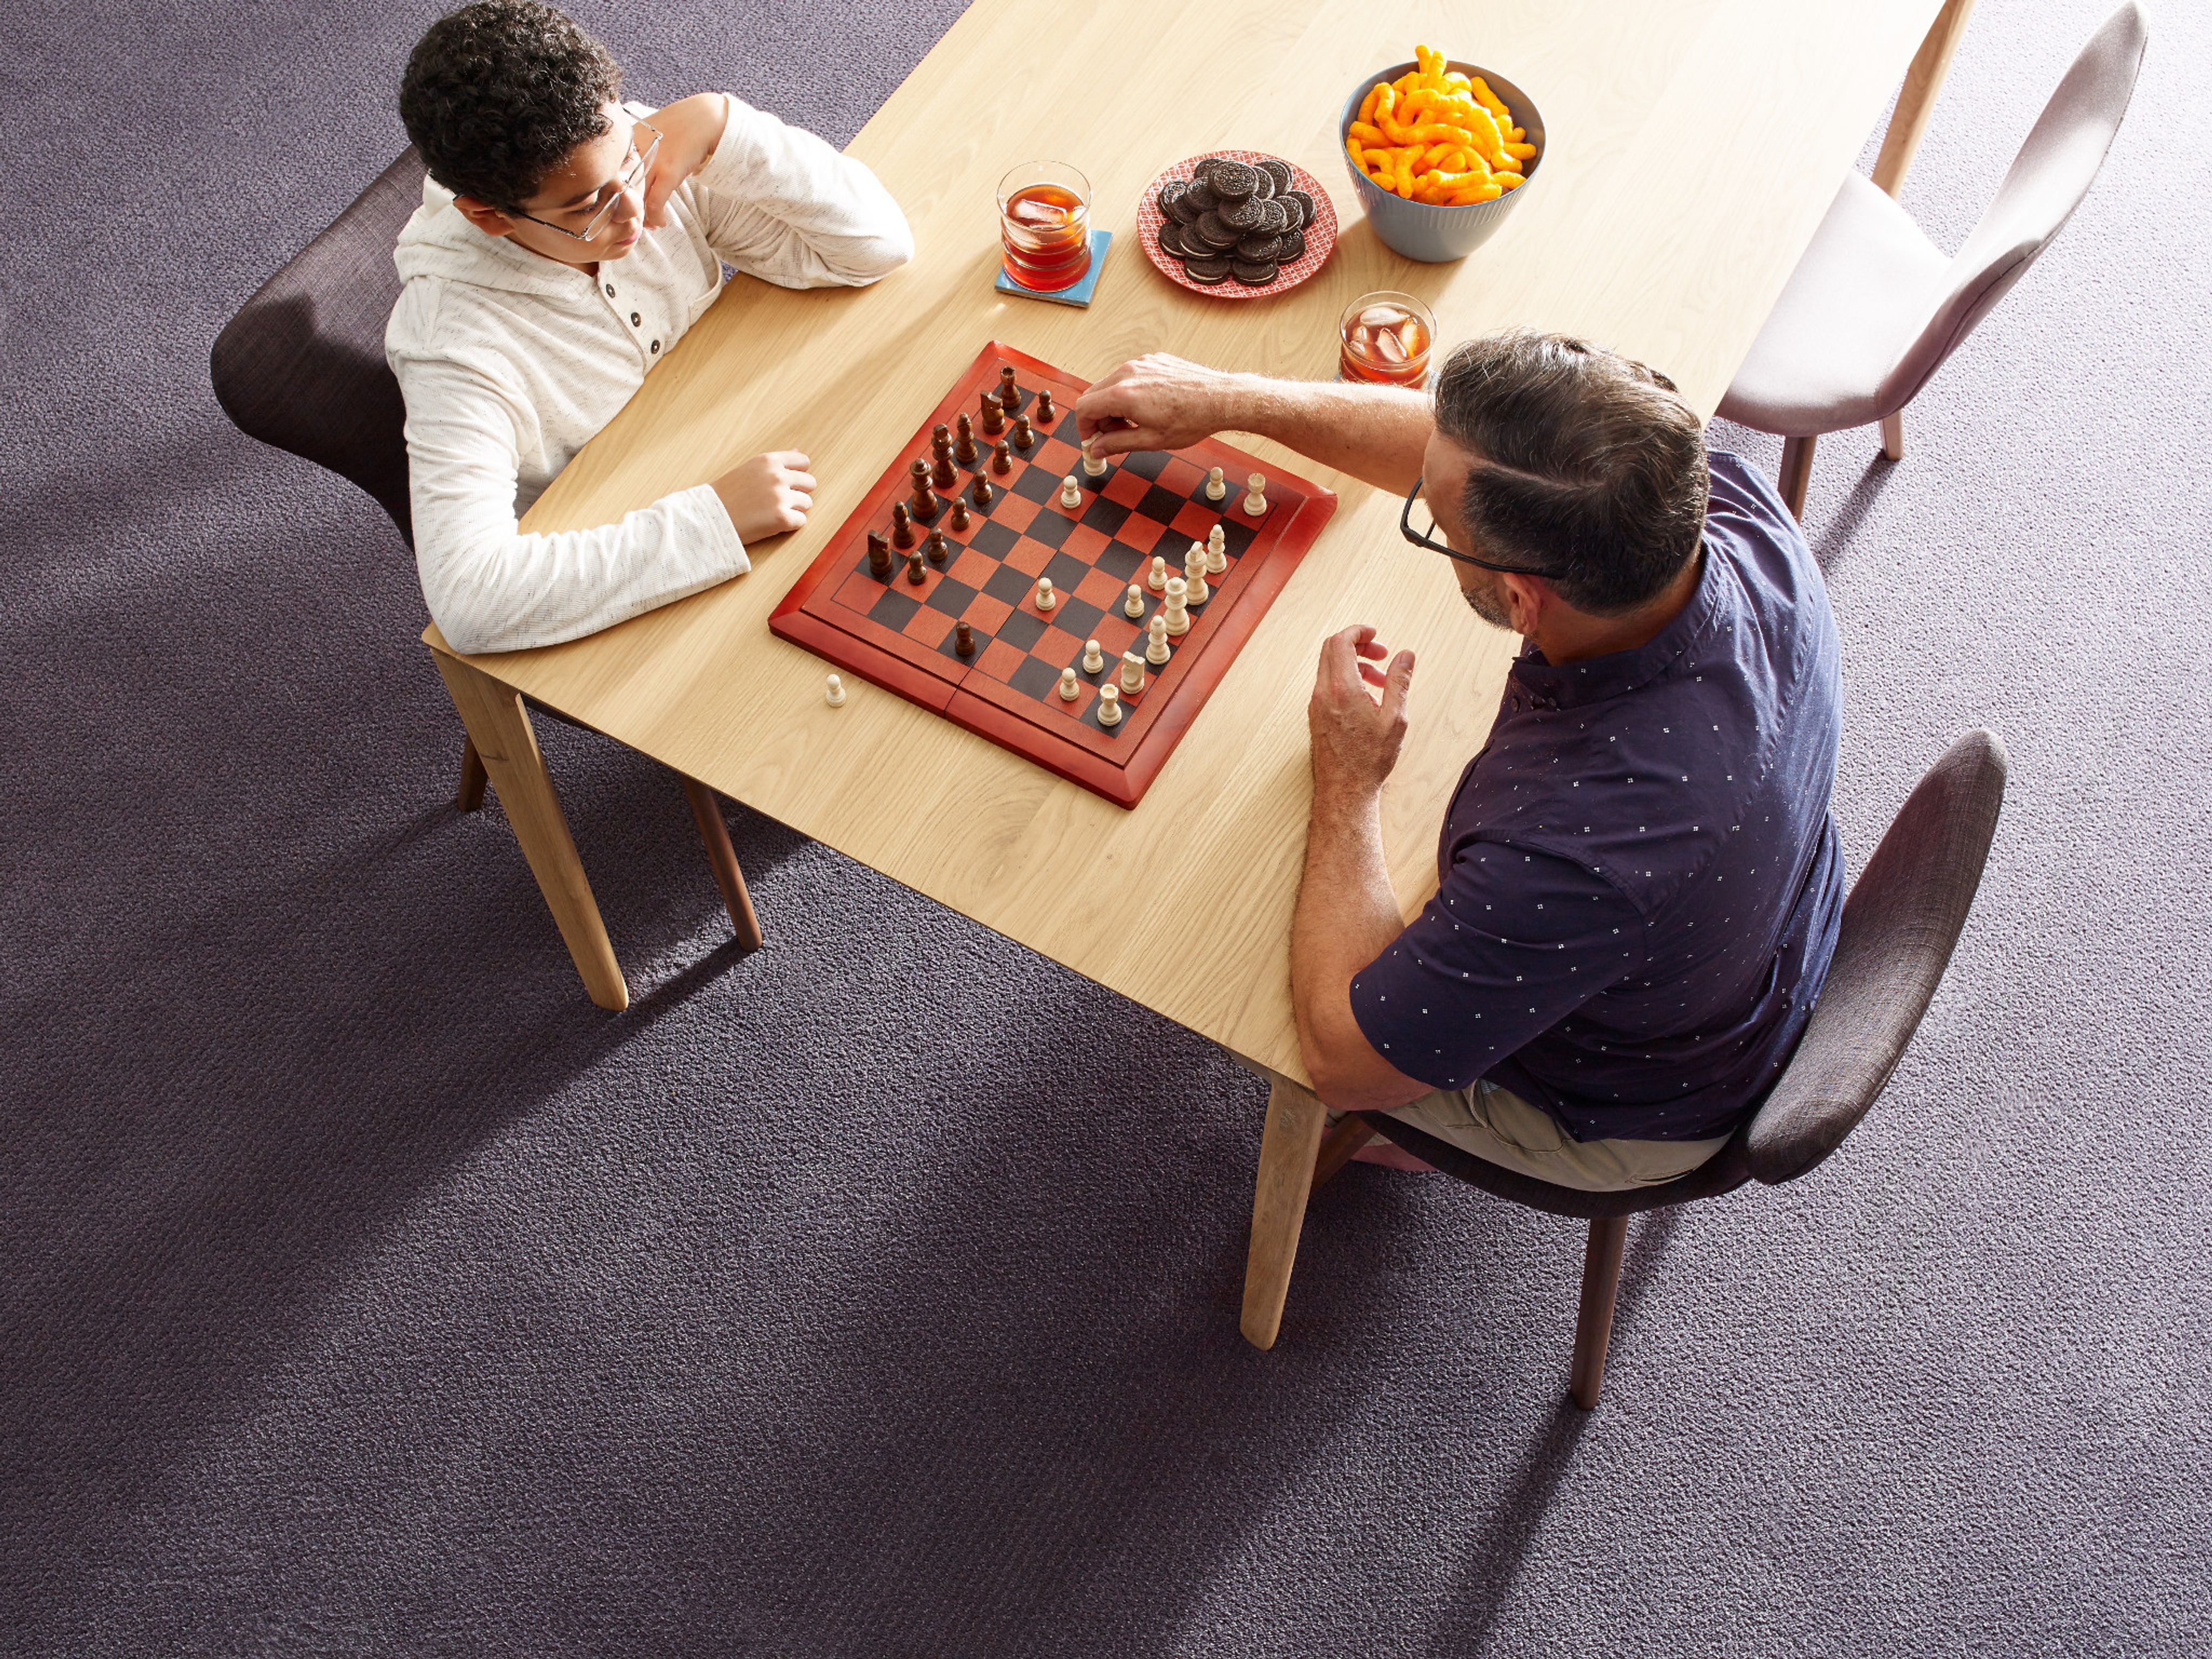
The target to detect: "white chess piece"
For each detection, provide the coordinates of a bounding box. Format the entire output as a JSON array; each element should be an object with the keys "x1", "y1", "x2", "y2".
[
  {"x1": 1206, "y1": 524, "x2": 1226, "y2": 574},
  {"x1": 1124, "y1": 583, "x2": 1145, "y2": 619},
  {"x1": 1057, "y1": 666, "x2": 1081, "y2": 701},
  {"x1": 1162, "y1": 575, "x2": 1191, "y2": 637},
  {"x1": 1243, "y1": 472, "x2": 1267, "y2": 515},
  {"x1": 1147, "y1": 555, "x2": 1168, "y2": 593},
  {"x1": 1120, "y1": 652, "x2": 1146, "y2": 693},
  {"x1": 1183, "y1": 543, "x2": 1210, "y2": 606},
  {"x1": 1060, "y1": 474, "x2": 1082, "y2": 509},
  {"x1": 1145, "y1": 614, "x2": 1172, "y2": 666},
  {"x1": 1083, "y1": 449, "x2": 1108, "y2": 478},
  {"x1": 1205, "y1": 466, "x2": 1226, "y2": 502},
  {"x1": 1083, "y1": 638, "x2": 1104, "y2": 673},
  {"x1": 1097, "y1": 682, "x2": 1123, "y2": 726},
  {"x1": 825, "y1": 673, "x2": 846, "y2": 707},
  {"x1": 1035, "y1": 576, "x2": 1057, "y2": 612}
]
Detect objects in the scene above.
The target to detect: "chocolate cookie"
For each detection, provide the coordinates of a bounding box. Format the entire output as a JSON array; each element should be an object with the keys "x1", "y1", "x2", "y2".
[
  {"x1": 1191, "y1": 211, "x2": 1241, "y2": 250},
  {"x1": 1183, "y1": 178, "x2": 1218, "y2": 215},
  {"x1": 1257, "y1": 158, "x2": 1293, "y2": 194},
  {"x1": 1182, "y1": 253, "x2": 1232, "y2": 283},
  {"x1": 1251, "y1": 167, "x2": 1276, "y2": 200},
  {"x1": 1234, "y1": 231, "x2": 1284, "y2": 262},
  {"x1": 1166, "y1": 189, "x2": 1203, "y2": 225},
  {"x1": 1230, "y1": 258, "x2": 1280, "y2": 285},
  {"x1": 1256, "y1": 198, "x2": 1290, "y2": 234},
  {"x1": 1276, "y1": 226, "x2": 1307, "y2": 262},
  {"x1": 1204, "y1": 159, "x2": 1258, "y2": 201},
  {"x1": 1283, "y1": 189, "x2": 1314, "y2": 228},
  {"x1": 1156, "y1": 179, "x2": 1187, "y2": 216},
  {"x1": 1157, "y1": 221, "x2": 1189, "y2": 256},
  {"x1": 1218, "y1": 195, "x2": 1264, "y2": 232}
]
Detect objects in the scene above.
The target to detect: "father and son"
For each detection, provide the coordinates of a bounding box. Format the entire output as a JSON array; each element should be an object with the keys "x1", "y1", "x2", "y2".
[{"x1": 388, "y1": 3, "x2": 1843, "y2": 1193}]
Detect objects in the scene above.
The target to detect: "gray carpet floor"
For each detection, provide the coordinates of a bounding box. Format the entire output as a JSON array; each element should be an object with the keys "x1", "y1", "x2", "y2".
[{"x1": 3, "y1": 1, "x2": 2207, "y2": 1653}]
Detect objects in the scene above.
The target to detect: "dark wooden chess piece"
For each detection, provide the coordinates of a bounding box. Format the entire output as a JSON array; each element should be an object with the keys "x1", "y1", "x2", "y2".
[
  {"x1": 997, "y1": 365, "x2": 1020, "y2": 415},
  {"x1": 932, "y1": 448, "x2": 957, "y2": 492},
  {"x1": 867, "y1": 529, "x2": 892, "y2": 577},
  {"x1": 906, "y1": 549, "x2": 926, "y2": 584},
  {"x1": 970, "y1": 473, "x2": 993, "y2": 507},
  {"x1": 908, "y1": 457, "x2": 939, "y2": 521},
  {"x1": 948, "y1": 495, "x2": 972, "y2": 532},
  {"x1": 1010, "y1": 415, "x2": 1034, "y2": 451},
  {"x1": 926, "y1": 526, "x2": 949, "y2": 565},
  {"x1": 954, "y1": 619, "x2": 975, "y2": 658},
  {"x1": 891, "y1": 501, "x2": 915, "y2": 549},
  {"x1": 954, "y1": 412, "x2": 978, "y2": 465},
  {"x1": 979, "y1": 389, "x2": 1005, "y2": 436},
  {"x1": 990, "y1": 440, "x2": 1012, "y2": 475},
  {"x1": 1034, "y1": 388, "x2": 1056, "y2": 426}
]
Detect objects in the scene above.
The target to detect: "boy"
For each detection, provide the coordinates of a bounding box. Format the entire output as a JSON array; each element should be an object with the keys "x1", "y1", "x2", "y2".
[{"x1": 387, "y1": 1, "x2": 913, "y2": 653}]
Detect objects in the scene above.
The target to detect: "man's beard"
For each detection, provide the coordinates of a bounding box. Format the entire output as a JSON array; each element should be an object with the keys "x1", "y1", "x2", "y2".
[{"x1": 1461, "y1": 574, "x2": 1515, "y2": 630}]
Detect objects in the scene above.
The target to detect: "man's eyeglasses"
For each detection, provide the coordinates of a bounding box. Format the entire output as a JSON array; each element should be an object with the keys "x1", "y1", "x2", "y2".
[
  {"x1": 1400, "y1": 476, "x2": 1564, "y2": 579},
  {"x1": 510, "y1": 123, "x2": 662, "y2": 242}
]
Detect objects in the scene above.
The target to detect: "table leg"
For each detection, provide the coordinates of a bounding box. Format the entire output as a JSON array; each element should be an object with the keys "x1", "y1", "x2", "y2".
[
  {"x1": 1240, "y1": 1076, "x2": 1330, "y2": 1350},
  {"x1": 680, "y1": 775, "x2": 765, "y2": 951},
  {"x1": 430, "y1": 645, "x2": 630, "y2": 1011},
  {"x1": 1871, "y1": 0, "x2": 1978, "y2": 198}
]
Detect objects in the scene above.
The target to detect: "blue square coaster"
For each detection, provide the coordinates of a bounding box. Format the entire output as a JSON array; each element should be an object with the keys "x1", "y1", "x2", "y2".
[{"x1": 994, "y1": 229, "x2": 1114, "y2": 307}]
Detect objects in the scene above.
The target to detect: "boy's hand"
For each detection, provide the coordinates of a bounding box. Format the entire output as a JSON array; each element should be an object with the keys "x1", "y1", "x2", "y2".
[
  {"x1": 640, "y1": 94, "x2": 733, "y2": 229},
  {"x1": 712, "y1": 450, "x2": 815, "y2": 547},
  {"x1": 1074, "y1": 354, "x2": 1253, "y2": 458}
]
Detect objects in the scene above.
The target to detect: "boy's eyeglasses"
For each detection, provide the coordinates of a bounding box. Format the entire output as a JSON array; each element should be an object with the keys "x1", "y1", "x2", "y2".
[{"x1": 510, "y1": 124, "x2": 663, "y2": 242}]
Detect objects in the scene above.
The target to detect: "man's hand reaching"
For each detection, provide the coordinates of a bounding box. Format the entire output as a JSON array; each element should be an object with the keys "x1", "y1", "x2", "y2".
[
  {"x1": 1309, "y1": 625, "x2": 1415, "y2": 801},
  {"x1": 1073, "y1": 354, "x2": 1255, "y2": 459},
  {"x1": 712, "y1": 450, "x2": 815, "y2": 547}
]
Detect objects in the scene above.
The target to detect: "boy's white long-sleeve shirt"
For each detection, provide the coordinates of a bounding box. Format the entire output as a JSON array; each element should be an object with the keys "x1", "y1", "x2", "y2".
[{"x1": 386, "y1": 98, "x2": 912, "y2": 655}]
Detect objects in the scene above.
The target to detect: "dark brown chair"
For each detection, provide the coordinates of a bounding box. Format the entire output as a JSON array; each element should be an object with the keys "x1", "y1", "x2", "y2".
[
  {"x1": 211, "y1": 150, "x2": 761, "y2": 952},
  {"x1": 1244, "y1": 729, "x2": 2008, "y2": 1408}
]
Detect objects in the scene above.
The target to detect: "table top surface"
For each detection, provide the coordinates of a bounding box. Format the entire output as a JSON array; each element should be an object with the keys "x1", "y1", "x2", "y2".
[{"x1": 430, "y1": 0, "x2": 1943, "y2": 1079}]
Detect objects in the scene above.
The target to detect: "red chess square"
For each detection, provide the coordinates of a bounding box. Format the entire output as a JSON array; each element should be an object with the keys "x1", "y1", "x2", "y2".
[
  {"x1": 1156, "y1": 455, "x2": 1205, "y2": 494},
  {"x1": 1004, "y1": 536, "x2": 1055, "y2": 578},
  {"x1": 949, "y1": 548, "x2": 997, "y2": 589},
  {"x1": 834, "y1": 570, "x2": 885, "y2": 614},
  {"x1": 1171, "y1": 500, "x2": 1219, "y2": 539},
  {"x1": 1103, "y1": 469, "x2": 1152, "y2": 508},
  {"x1": 1062, "y1": 523, "x2": 1110, "y2": 562},
  {"x1": 1074, "y1": 565, "x2": 1125, "y2": 609},
  {"x1": 1034, "y1": 435, "x2": 1080, "y2": 476},
  {"x1": 902, "y1": 606, "x2": 954, "y2": 648},
  {"x1": 1054, "y1": 679, "x2": 1096, "y2": 718},
  {"x1": 1092, "y1": 613, "x2": 1141, "y2": 657},
  {"x1": 995, "y1": 493, "x2": 1039, "y2": 533},
  {"x1": 1042, "y1": 620, "x2": 1096, "y2": 660},
  {"x1": 961, "y1": 591, "x2": 1014, "y2": 633},
  {"x1": 1113, "y1": 515, "x2": 1169, "y2": 557},
  {"x1": 976, "y1": 638, "x2": 1027, "y2": 682}
]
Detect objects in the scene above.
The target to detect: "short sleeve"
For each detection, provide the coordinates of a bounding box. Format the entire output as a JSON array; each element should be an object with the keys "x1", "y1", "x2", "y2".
[{"x1": 1349, "y1": 841, "x2": 1644, "y2": 1091}]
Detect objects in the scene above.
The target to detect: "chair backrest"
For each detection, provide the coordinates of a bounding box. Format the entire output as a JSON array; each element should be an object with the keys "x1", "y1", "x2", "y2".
[
  {"x1": 1877, "y1": 3, "x2": 2148, "y2": 416},
  {"x1": 211, "y1": 149, "x2": 426, "y2": 547},
  {"x1": 1746, "y1": 729, "x2": 2009, "y2": 1185}
]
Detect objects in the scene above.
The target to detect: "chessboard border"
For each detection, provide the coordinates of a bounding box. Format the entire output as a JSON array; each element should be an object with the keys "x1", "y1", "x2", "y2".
[{"x1": 770, "y1": 340, "x2": 1338, "y2": 808}]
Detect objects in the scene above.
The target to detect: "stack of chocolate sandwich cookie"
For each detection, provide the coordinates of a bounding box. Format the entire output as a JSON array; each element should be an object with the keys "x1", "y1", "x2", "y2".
[{"x1": 1156, "y1": 156, "x2": 1316, "y2": 287}]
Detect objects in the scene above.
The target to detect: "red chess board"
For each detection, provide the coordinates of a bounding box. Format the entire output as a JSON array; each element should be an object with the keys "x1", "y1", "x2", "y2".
[{"x1": 770, "y1": 341, "x2": 1337, "y2": 807}]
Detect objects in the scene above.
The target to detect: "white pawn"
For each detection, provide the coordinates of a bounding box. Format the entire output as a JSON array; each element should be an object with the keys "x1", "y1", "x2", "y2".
[
  {"x1": 825, "y1": 673, "x2": 846, "y2": 706},
  {"x1": 1147, "y1": 555, "x2": 1168, "y2": 593},
  {"x1": 1120, "y1": 652, "x2": 1147, "y2": 693},
  {"x1": 1146, "y1": 613, "x2": 1172, "y2": 666},
  {"x1": 1097, "y1": 682, "x2": 1123, "y2": 726},
  {"x1": 1243, "y1": 472, "x2": 1267, "y2": 515},
  {"x1": 1162, "y1": 575, "x2": 1191, "y2": 636},
  {"x1": 1083, "y1": 449, "x2": 1108, "y2": 478},
  {"x1": 1206, "y1": 524, "x2": 1227, "y2": 574},
  {"x1": 1205, "y1": 465, "x2": 1226, "y2": 502},
  {"x1": 1035, "y1": 576, "x2": 1057, "y2": 612},
  {"x1": 1057, "y1": 666, "x2": 1081, "y2": 702},
  {"x1": 1183, "y1": 542, "x2": 1210, "y2": 606},
  {"x1": 1124, "y1": 583, "x2": 1145, "y2": 619},
  {"x1": 1060, "y1": 474, "x2": 1082, "y2": 510},
  {"x1": 1082, "y1": 638, "x2": 1104, "y2": 674}
]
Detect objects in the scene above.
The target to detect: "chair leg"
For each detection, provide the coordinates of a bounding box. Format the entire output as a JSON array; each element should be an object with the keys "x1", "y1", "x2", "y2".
[
  {"x1": 1311, "y1": 1113, "x2": 1378, "y2": 1189},
  {"x1": 1240, "y1": 1077, "x2": 1330, "y2": 1350},
  {"x1": 455, "y1": 736, "x2": 488, "y2": 812},
  {"x1": 1880, "y1": 409, "x2": 1905, "y2": 462},
  {"x1": 1778, "y1": 435, "x2": 1816, "y2": 520},
  {"x1": 680, "y1": 776, "x2": 764, "y2": 951},
  {"x1": 1568, "y1": 1215, "x2": 1629, "y2": 1410}
]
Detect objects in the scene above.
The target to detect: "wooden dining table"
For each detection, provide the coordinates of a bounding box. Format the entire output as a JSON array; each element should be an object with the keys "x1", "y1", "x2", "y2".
[{"x1": 426, "y1": 0, "x2": 1973, "y2": 1089}]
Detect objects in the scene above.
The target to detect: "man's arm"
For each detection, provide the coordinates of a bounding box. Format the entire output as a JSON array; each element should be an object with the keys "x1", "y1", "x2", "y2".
[
  {"x1": 1072, "y1": 355, "x2": 1432, "y2": 496},
  {"x1": 1291, "y1": 626, "x2": 1435, "y2": 1111}
]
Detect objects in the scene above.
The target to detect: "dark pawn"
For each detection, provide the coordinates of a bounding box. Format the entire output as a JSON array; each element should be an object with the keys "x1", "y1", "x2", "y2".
[
  {"x1": 1011, "y1": 415, "x2": 1034, "y2": 450},
  {"x1": 867, "y1": 529, "x2": 892, "y2": 577},
  {"x1": 979, "y1": 389, "x2": 1005, "y2": 436},
  {"x1": 906, "y1": 549, "x2": 926, "y2": 584},
  {"x1": 1034, "y1": 388, "x2": 1056, "y2": 426},
  {"x1": 954, "y1": 412, "x2": 979, "y2": 464},
  {"x1": 932, "y1": 450, "x2": 956, "y2": 490},
  {"x1": 891, "y1": 501, "x2": 916, "y2": 549},
  {"x1": 954, "y1": 619, "x2": 975, "y2": 658},
  {"x1": 926, "y1": 526, "x2": 949, "y2": 565},
  {"x1": 970, "y1": 473, "x2": 993, "y2": 507},
  {"x1": 948, "y1": 495, "x2": 972, "y2": 532},
  {"x1": 990, "y1": 441, "x2": 1011, "y2": 475},
  {"x1": 997, "y1": 365, "x2": 1020, "y2": 415},
  {"x1": 908, "y1": 457, "x2": 939, "y2": 521}
]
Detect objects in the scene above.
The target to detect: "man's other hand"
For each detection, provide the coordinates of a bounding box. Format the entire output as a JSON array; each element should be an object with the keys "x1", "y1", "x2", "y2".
[
  {"x1": 713, "y1": 450, "x2": 815, "y2": 547},
  {"x1": 1074, "y1": 354, "x2": 1249, "y2": 458},
  {"x1": 1309, "y1": 625, "x2": 1414, "y2": 798}
]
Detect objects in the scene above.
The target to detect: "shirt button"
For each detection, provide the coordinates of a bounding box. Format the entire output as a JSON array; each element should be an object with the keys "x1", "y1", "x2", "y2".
[
  {"x1": 630, "y1": 312, "x2": 642, "y2": 326},
  {"x1": 650, "y1": 340, "x2": 660, "y2": 354},
  {"x1": 604, "y1": 283, "x2": 615, "y2": 297}
]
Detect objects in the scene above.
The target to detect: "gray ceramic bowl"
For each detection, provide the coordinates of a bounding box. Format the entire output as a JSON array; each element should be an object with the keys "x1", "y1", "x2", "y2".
[{"x1": 1338, "y1": 61, "x2": 1546, "y2": 262}]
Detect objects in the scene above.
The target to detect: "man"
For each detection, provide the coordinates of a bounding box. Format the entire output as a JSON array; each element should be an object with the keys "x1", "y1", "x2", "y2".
[
  {"x1": 387, "y1": 1, "x2": 912, "y2": 655},
  {"x1": 1074, "y1": 332, "x2": 1842, "y2": 1191}
]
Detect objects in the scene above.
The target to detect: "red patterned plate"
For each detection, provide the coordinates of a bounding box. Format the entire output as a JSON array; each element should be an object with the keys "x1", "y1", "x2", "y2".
[{"x1": 1136, "y1": 150, "x2": 1339, "y2": 300}]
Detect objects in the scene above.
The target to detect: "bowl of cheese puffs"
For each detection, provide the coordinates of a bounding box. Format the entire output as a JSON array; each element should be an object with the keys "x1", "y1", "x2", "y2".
[{"x1": 1339, "y1": 46, "x2": 1546, "y2": 262}]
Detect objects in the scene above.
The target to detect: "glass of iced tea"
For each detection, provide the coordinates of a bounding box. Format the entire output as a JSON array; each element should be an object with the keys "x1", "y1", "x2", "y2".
[
  {"x1": 1340, "y1": 292, "x2": 1437, "y2": 387},
  {"x1": 997, "y1": 161, "x2": 1092, "y2": 292}
]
